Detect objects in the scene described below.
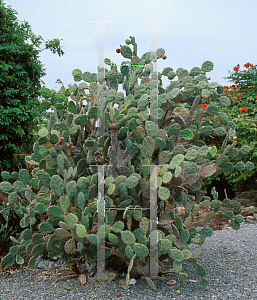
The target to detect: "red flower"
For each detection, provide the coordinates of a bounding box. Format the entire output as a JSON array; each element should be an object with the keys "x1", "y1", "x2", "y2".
[
  {"x1": 224, "y1": 86, "x2": 228, "y2": 89},
  {"x1": 244, "y1": 89, "x2": 247, "y2": 92},
  {"x1": 233, "y1": 67, "x2": 237, "y2": 71},
  {"x1": 251, "y1": 64, "x2": 254, "y2": 68},
  {"x1": 203, "y1": 98, "x2": 206, "y2": 101},
  {"x1": 239, "y1": 108, "x2": 243, "y2": 113},
  {"x1": 219, "y1": 226, "x2": 222, "y2": 230},
  {"x1": 244, "y1": 63, "x2": 250, "y2": 68},
  {"x1": 234, "y1": 97, "x2": 237, "y2": 101},
  {"x1": 255, "y1": 96, "x2": 257, "y2": 100},
  {"x1": 229, "y1": 85, "x2": 233, "y2": 89},
  {"x1": 201, "y1": 104, "x2": 208, "y2": 110},
  {"x1": 243, "y1": 107, "x2": 248, "y2": 112},
  {"x1": 237, "y1": 92, "x2": 241, "y2": 97},
  {"x1": 237, "y1": 65, "x2": 240, "y2": 69},
  {"x1": 235, "y1": 86, "x2": 238, "y2": 90}
]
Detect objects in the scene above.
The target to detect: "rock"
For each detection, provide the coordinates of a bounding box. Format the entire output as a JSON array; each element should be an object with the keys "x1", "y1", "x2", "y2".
[
  {"x1": 240, "y1": 206, "x2": 257, "y2": 216},
  {"x1": 253, "y1": 213, "x2": 257, "y2": 220},
  {"x1": 231, "y1": 189, "x2": 257, "y2": 207},
  {"x1": 33, "y1": 254, "x2": 68, "y2": 270}
]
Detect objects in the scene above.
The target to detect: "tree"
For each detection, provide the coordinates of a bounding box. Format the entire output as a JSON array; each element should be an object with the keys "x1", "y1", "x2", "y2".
[{"x1": 0, "y1": 0, "x2": 64, "y2": 177}]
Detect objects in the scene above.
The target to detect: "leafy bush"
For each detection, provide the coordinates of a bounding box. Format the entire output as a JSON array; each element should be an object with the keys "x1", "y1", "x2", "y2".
[
  {"x1": 0, "y1": 202, "x2": 23, "y2": 259},
  {"x1": 202, "y1": 63, "x2": 257, "y2": 189},
  {"x1": 0, "y1": 1, "x2": 64, "y2": 176}
]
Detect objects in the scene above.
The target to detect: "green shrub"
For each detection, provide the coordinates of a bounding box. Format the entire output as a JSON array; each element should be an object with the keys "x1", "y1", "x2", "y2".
[
  {"x1": 0, "y1": 0, "x2": 64, "y2": 176},
  {"x1": 202, "y1": 63, "x2": 257, "y2": 189}
]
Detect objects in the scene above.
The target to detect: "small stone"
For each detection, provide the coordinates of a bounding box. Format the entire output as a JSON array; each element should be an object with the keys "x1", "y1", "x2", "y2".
[
  {"x1": 119, "y1": 279, "x2": 126, "y2": 286},
  {"x1": 129, "y1": 278, "x2": 136, "y2": 285},
  {"x1": 240, "y1": 206, "x2": 257, "y2": 216}
]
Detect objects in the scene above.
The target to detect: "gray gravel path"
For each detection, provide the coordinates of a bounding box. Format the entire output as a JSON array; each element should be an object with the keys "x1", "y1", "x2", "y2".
[{"x1": 0, "y1": 222, "x2": 256, "y2": 300}]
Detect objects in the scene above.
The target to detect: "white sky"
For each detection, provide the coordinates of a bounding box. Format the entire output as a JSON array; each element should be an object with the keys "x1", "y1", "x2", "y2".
[{"x1": 4, "y1": 0, "x2": 257, "y2": 94}]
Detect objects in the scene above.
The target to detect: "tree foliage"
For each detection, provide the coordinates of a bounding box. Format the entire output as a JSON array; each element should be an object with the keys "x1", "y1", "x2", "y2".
[{"x1": 0, "y1": 0, "x2": 64, "y2": 176}]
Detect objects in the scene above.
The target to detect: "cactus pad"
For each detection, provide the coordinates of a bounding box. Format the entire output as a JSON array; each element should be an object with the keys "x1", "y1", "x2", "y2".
[
  {"x1": 121, "y1": 230, "x2": 136, "y2": 245},
  {"x1": 50, "y1": 175, "x2": 64, "y2": 197},
  {"x1": 158, "y1": 187, "x2": 170, "y2": 201},
  {"x1": 133, "y1": 243, "x2": 149, "y2": 257},
  {"x1": 168, "y1": 248, "x2": 184, "y2": 262},
  {"x1": 110, "y1": 221, "x2": 124, "y2": 233}
]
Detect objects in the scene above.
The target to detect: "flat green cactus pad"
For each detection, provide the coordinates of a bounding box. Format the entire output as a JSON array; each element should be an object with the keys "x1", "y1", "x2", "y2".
[
  {"x1": 108, "y1": 233, "x2": 119, "y2": 245},
  {"x1": 180, "y1": 129, "x2": 194, "y2": 140},
  {"x1": 75, "y1": 224, "x2": 87, "y2": 238},
  {"x1": 86, "y1": 234, "x2": 100, "y2": 245},
  {"x1": 181, "y1": 249, "x2": 192, "y2": 260},
  {"x1": 159, "y1": 238, "x2": 172, "y2": 254},
  {"x1": 1, "y1": 254, "x2": 16, "y2": 267},
  {"x1": 169, "y1": 154, "x2": 184, "y2": 169},
  {"x1": 13, "y1": 181, "x2": 27, "y2": 193},
  {"x1": 121, "y1": 230, "x2": 136, "y2": 245},
  {"x1": 50, "y1": 175, "x2": 64, "y2": 197},
  {"x1": 133, "y1": 243, "x2": 148, "y2": 257},
  {"x1": 59, "y1": 195, "x2": 70, "y2": 214},
  {"x1": 168, "y1": 248, "x2": 184, "y2": 262},
  {"x1": 201, "y1": 60, "x2": 213, "y2": 72},
  {"x1": 239, "y1": 145, "x2": 251, "y2": 155},
  {"x1": 126, "y1": 175, "x2": 140, "y2": 189},
  {"x1": 141, "y1": 136, "x2": 155, "y2": 159},
  {"x1": 167, "y1": 123, "x2": 181, "y2": 135},
  {"x1": 145, "y1": 121, "x2": 159, "y2": 137},
  {"x1": 47, "y1": 205, "x2": 64, "y2": 222},
  {"x1": 31, "y1": 243, "x2": 46, "y2": 256},
  {"x1": 158, "y1": 187, "x2": 170, "y2": 201},
  {"x1": 39, "y1": 223, "x2": 55, "y2": 234},
  {"x1": 75, "y1": 114, "x2": 88, "y2": 125},
  {"x1": 111, "y1": 221, "x2": 124, "y2": 233}
]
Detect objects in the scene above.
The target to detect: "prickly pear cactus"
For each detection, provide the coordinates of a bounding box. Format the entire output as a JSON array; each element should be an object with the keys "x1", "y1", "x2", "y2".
[{"x1": 0, "y1": 36, "x2": 254, "y2": 289}]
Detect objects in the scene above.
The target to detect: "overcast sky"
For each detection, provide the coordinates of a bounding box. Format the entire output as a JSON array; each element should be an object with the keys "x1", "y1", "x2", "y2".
[{"x1": 4, "y1": 0, "x2": 257, "y2": 97}]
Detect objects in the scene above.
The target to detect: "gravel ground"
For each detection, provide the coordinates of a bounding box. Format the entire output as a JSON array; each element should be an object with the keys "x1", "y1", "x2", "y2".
[{"x1": 0, "y1": 222, "x2": 256, "y2": 300}]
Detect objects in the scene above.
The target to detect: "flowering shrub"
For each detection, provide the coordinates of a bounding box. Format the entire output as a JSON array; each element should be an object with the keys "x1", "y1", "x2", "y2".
[{"x1": 203, "y1": 63, "x2": 257, "y2": 189}]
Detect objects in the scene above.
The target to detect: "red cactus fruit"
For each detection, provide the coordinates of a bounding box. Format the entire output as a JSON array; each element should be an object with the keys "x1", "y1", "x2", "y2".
[
  {"x1": 70, "y1": 146, "x2": 74, "y2": 150},
  {"x1": 162, "y1": 54, "x2": 167, "y2": 60},
  {"x1": 116, "y1": 48, "x2": 121, "y2": 53}
]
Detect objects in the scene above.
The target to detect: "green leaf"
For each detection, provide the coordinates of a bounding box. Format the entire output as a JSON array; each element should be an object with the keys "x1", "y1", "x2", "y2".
[{"x1": 62, "y1": 284, "x2": 71, "y2": 290}]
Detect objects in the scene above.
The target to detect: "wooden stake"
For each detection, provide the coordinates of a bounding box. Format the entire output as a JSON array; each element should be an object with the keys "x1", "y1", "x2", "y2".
[{"x1": 224, "y1": 188, "x2": 228, "y2": 199}]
